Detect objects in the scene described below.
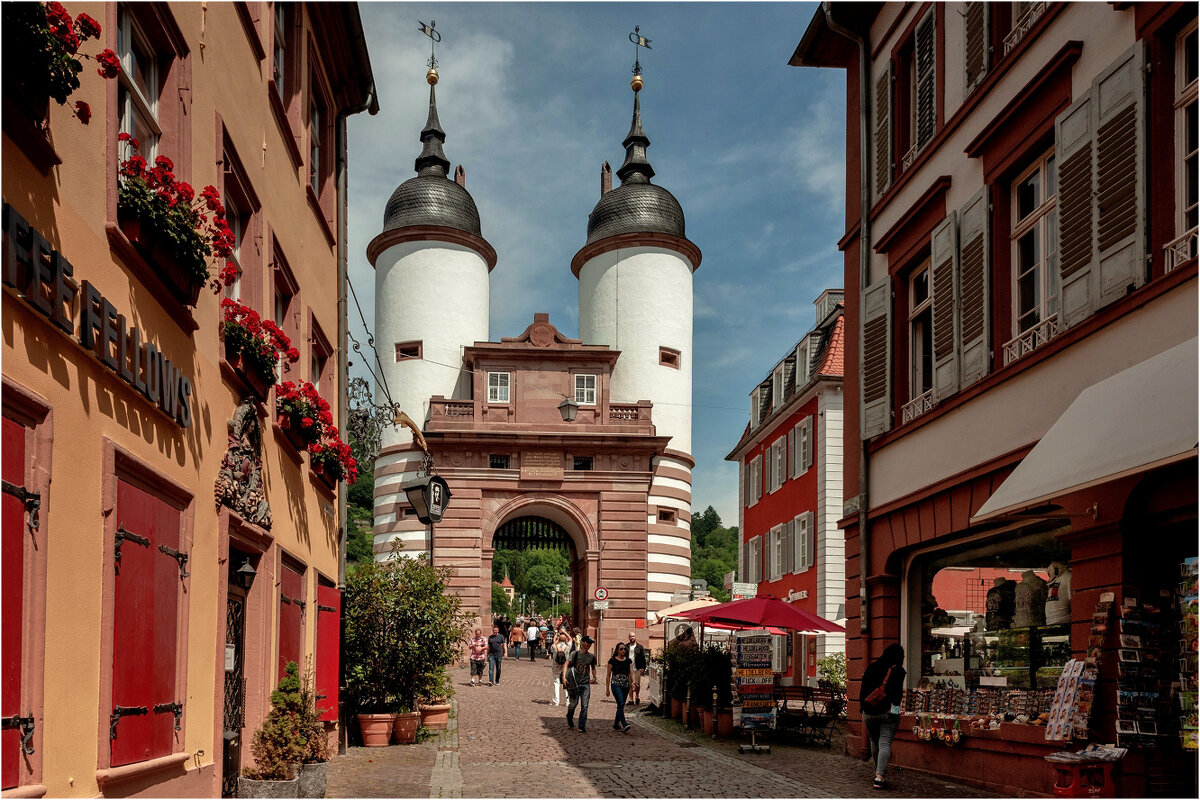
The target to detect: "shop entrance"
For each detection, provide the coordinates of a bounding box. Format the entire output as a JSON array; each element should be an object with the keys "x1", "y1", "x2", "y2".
[{"x1": 490, "y1": 516, "x2": 581, "y2": 633}]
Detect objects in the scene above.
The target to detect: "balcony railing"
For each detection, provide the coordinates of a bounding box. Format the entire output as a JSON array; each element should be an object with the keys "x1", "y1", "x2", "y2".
[
  {"x1": 1004, "y1": 2, "x2": 1046, "y2": 56},
  {"x1": 901, "y1": 143, "x2": 923, "y2": 171},
  {"x1": 901, "y1": 389, "x2": 935, "y2": 424},
  {"x1": 1003, "y1": 315, "x2": 1059, "y2": 366},
  {"x1": 1164, "y1": 227, "x2": 1198, "y2": 273},
  {"x1": 441, "y1": 400, "x2": 474, "y2": 418},
  {"x1": 609, "y1": 403, "x2": 644, "y2": 422}
]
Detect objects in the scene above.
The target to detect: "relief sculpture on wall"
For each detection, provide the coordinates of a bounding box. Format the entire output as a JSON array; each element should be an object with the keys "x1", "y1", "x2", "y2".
[{"x1": 214, "y1": 396, "x2": 272, "y2": 528}]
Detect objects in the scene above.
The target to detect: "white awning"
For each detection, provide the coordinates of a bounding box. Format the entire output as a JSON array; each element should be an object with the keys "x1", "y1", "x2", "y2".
[{"x1": 972, "y1": 337, "x2": 1198, "y2": 523}]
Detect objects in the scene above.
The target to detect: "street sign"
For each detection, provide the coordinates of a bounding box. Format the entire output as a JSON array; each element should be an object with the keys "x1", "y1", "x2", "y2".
[
  {"x1": 593, "y1": 599, "x2": 610, "y2": 610},
  {"x1": 594, "y1": 586, "x2": 609, "y2": 601},
  {"x1": 732, "y1": 581, "x2": 757, "y2": 599}
]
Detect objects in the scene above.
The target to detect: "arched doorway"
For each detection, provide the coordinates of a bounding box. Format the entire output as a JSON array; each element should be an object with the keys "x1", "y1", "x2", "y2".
[{"x1": 490, "y1": 516, "x2": 583, "y2": 631}]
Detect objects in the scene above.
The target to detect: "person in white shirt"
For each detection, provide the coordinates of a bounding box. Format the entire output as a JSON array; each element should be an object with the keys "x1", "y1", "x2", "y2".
[
  {"x1": 550, "y1": 630, "x2": 574, "y2": 706},
  {"x1": 526, "y1": 623, "x2": 540, "y2": 661}
]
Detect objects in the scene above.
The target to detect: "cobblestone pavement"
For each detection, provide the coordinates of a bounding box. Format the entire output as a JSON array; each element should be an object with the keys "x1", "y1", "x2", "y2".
[{"x1": 327, "y1": 656, "x2": 998, "y2": 798}]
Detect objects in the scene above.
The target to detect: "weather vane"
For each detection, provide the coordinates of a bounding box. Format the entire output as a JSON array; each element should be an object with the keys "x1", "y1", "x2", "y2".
[
  {"x1": 629, "y1": 25, "x2": 651, "y2": 77},
  {"x1": 418, "y1": 19, "x2": 441, "y2": 70}
]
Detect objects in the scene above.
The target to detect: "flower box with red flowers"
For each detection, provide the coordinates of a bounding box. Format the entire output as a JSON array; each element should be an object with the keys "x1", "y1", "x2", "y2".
[
  {"x1": 116, "y1": 135, "x2": 239, "y2": 306},
  {"x1": 309, "y1": 431, "x2": 358, "y2": 488},
  {"x1": 222, "y1": 299, "x2": 298, "y2": 400},
  {"x1": 275, "y1": 380, "x2": 330, "y2": 452}
]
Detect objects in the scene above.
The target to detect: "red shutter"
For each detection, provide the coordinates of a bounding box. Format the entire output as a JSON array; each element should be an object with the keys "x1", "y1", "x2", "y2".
[
  {"x1": 111, "y1": 480, "x2": 180, "y2": 766},
  {"x1": 278, "y1": 563, "x2": 303, "y2": 679},
  {"x1": 2, "y1": 418, "x2": 26, "y2": 788},
  {"x1": 315, "y1": 583, "x2": 340, "y2": 722}
]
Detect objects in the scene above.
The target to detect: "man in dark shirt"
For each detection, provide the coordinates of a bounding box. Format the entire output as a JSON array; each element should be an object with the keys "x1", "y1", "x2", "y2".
[
  {"x1": 487, "y1": 625, "x2": 507, "y2": 686},
  {"x1": 562, "y1": 635, "x2": 597, "y2": 732}
]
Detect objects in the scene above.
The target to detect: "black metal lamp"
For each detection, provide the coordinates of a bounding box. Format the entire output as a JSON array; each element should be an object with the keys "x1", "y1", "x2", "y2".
[
  {"x1": 404, "y1": 475, "x2": 451, "y2": 524},
  {"x1": 558, "y1": 396, "x2": 579, "y2": 422},
  {"x1": 235, "y1": 558, "x2": 257, "y2": 589}
]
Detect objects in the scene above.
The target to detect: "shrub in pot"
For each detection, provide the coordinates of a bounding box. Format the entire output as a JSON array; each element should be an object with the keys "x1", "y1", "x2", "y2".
[
  {"x1": 343, "y1": 556, "x2": 400, "y2": 746},
  {"x1": 239, "y1": 661, "x2": 304, "y2": 797},
  {"x1": 391, "y1": 706, "x2": 420, "y2": 744},
  {"x1": 417, "y1": 666, "x2": 453, "y2": 731},
  {"x1": 296, "y1": 660, "x2": 332, "y2": 798},
  {"x1": 689, "y1": 645, "x2": 734, "y2": 737}
]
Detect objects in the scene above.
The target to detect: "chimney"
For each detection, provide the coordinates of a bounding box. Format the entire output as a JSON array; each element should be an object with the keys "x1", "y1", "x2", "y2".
[
  {"x1": 600, "y1": 161, "x2": 612, "y2": 196},
  {"x1": 454, "y1": 165, "x2": 466, "y2": 187}
]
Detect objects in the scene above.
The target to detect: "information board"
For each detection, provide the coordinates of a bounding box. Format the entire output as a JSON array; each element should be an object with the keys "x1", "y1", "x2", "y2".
[{"x1": 734, "y1": 629, "x2": 776, "y2": 730}]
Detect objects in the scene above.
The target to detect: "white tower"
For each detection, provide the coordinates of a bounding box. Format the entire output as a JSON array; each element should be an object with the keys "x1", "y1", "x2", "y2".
[
  {"x1": 367, "y1": 70, "x2": 496, "y2": 558},
  {"x1": 573, "y1": 76, "x2": 701, "y2": 617}
]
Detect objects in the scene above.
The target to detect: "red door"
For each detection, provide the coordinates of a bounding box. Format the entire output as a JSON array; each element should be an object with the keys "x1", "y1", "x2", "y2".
[
  {"x1": 278, "y1": 564, "x2": 303, "y2": 679},
  {"x1": 315, "y1": 582, "x2": 340, "y2": 721},
  {"x1": 2, "y1": 417, "x2": 26, "y2": 788}
]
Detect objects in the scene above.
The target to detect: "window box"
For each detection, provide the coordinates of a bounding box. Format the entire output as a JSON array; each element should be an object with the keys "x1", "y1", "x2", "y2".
[
  {"x1": 222, "y1": 340, "x2": 272, "y2": 402},
  {"x1": 116, "y1": 213, "x2": 204, "y2": 307},
  {"x1": 309, "y1": 458, "x2": 339, "y2": 491},
  {"x1": 275, "y1": 412, "x2": 310, "y2": 453}
]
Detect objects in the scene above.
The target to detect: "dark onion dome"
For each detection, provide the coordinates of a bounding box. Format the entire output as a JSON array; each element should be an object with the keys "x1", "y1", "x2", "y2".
[
  {"x1": 585, "y1": 91, "x2": 685, "y2": 245},
  {"x1": 382, "y1": 82, "x2": 481, "y2": 236}
]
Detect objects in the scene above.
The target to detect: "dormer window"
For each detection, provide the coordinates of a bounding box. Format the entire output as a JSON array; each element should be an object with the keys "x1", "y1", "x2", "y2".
[{"x1": 772, "y1": 365, "x2": 785, "y2": 408}]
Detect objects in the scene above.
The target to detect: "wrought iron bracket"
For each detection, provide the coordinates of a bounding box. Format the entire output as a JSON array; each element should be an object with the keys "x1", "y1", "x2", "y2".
[
  {"x1": 158, "y1": 543, "x2": 190, "y2": 579},
  {"x1": 296, "y1": 600, "x2": 306, "y2": 619},
  {"x1": 110, "y1": 705, "x2": 148, "y2": 740},
  {"x1": 154, "y1": 701, "x2": 184, "y2": 731},
  {"x1": 2, "y1": 713, "x2": 35, "y2": 754},
  {"x1": 2, "y1": 479, "x2": 41, "y2": 530},
  {"x1": 317, "y1": 604, "x2": 337, "y2": 613},
  {"x1": 114, "y1": 525, "x2": 151, "y2": 570}
]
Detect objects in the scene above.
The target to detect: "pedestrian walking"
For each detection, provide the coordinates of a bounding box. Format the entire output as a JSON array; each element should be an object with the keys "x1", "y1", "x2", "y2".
[
  {"x1": 605, "y1": 642, "x2": 633, "y2": 732},
  {"x1": 859, "y1": 643, "x2": 906, "y2": 790},
  {"x1": 509, "y1": 621, "x2": 526, "y2": 659},
  {"x1": 526, "y1": 621, "x2": 540, "y2": 661},
  {"x1": 487, "y1": 625, "x2": 507, "y2": 685},
  {"x1": 468, "y1": 629, "x2": 487, "y2": 686},
  {"x1": 627, "y1": 632, "x2": 647, "y2": 706},
  {"x1": 563, "y1": 635, "x2": 597, "y2": 732},
  {"x1": 550, "y1": 630, "x2": 573, "y2": 706}
]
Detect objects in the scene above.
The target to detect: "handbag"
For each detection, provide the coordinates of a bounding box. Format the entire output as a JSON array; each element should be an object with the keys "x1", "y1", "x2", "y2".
[{"x1": 862, "y1": 665, "x2": 894, "y2": 710}]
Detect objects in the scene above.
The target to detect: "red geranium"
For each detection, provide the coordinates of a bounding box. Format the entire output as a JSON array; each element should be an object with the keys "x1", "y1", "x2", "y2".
[
  {"x1": 8, "y1": 3, "x2": 117, "y2": 117},
  {"x1": 222, "y1": 298, "x2": 298, "y2": 386},
  {"x1": 74, "y1": 100, "x2": 90, "y2": 124}
]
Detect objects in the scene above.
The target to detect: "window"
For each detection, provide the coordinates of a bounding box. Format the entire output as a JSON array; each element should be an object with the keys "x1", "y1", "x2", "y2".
[
  {"x1": 771, "y1": 633, "x2": 787, "y2": 674},
  {"x1": 489, "y1": 454, "x2": 510, "y2": 469},
  {"x1": 794, "y1": 511, "x2": 814, "y2": 571},
  {"x1": 272, "y1": 246, "x2": 299, "y2": 364},
  {"x1": 224, "y1": 195, "x2": 244, "y2": 300},
  {"x1": 795, "y1": 342, "x2": 809, "y2": 387},
  {"x1": 908, "y1": 262, "x2": 934, "y2": 401},
  {"x1": 750, "y1": 387, "x2": 762, "y2": 429},
  {"x1": 1011, "y1": 150, "x2": 1058, "y2": 339},
  {"x1": 309, "y1": 316, "x2": 332, "y2": 399},
  {"x1": 774, "y1": 438, "x2": 787, "y2": 491},
  {"x1": 487, "y1": 372, "x2": 510, "y2": 404},
  {"x1": 657, "y1": 508, "x2": 677, "y2": 525},
  {"x1": 395, "y1": 341, "x2": 422, "y2": 361},
  {"x1": 308, "y1": 89, "x2": 324, "y2": 196},
  {"x1": 573, "y1": 456, "x2": 593, "y2": 471},
  {"x1": 747, "y1": 536, "x2": 762, "y2": 584},
  {"x1": 772, "y1": 365, "x2": 784, "y2": 408},
  {"x1": 574, "y1": 374, "x2": 596, "y2": 405},
  {"x1": 899, "y1": 8, "x2": 937, "y2": 169},
  {"x1": 273, "y1": 3, "x2": 289, "y2": 101},
  {"x1": 767, "y1": 526, "x2": 783, "y2": 581},
  {"x1": 746, "y1": 455, "x2": 762, "y2": 507},
  {"x1": 117, "y1": 8, "x2": 161, "y2": 159},
  {"x1": 781, "y1": 519, "x2": 796, "y2": 575},
  {"x1": 794, "y1": 417, "x2": 813, "y2": 475},
  {"x1": 659, "y1": 346, "x2": 680, "y2": 369},
  {"x1": 219, "y1": 137, "x2": 261, "y2": 310},
  {"x1": 1171, "y1": 21, "x2": 1199, "y2": 271}
]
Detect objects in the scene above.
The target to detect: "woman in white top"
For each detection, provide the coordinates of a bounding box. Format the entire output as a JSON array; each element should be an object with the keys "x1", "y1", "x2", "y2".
[{"x1": 550, "y1": 630, "x2": 574, "y2": 706}]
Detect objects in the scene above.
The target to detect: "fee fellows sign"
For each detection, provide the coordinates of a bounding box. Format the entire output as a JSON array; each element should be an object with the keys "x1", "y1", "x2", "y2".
[
  {"x1": 520, "y1": 451, "x2": 563, "y2": 481},
  {"x1": 3, "y1": 203, "x2": 193, "y2": 427}
]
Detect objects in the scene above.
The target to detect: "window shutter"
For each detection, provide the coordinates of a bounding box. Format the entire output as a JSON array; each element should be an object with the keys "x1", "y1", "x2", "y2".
[
  {"x1": 795, "y1": 513, "x2": 810, "y2": 571},
  {"x1": 931, "y1": 213, "x2": 959, "y2": 401},
  {"x1": 1093, "y1": 43, "x2": 1146, "y2": 310},
  {"x1": 782, "y1": 520, "x2": 795, "y2": 574},
  {"x1": 964, "y1": 2, "x2": 989, "y2": 96},
  {"x1": 861, "y1": 278, "x2": 892, "y2": 439},
  {"x1": 787, "y1": 427, "x2": 797, "y2": 478},
  {"x1": 874, "y1": 65, "x2": 893, "y2": 199},
  {"x1": 765, "y1": 530, "x2": 774, "y2": 581},
  {"x1": 958, "y1": 187, "x2": 991, "y2": 387},
  {"x1": 776, "y1": 440, "x2": 786, "y2": 489},
  {"x1": 764, "y1": 447, "x2": 774, "y2": 494},
  {"x1": 1056, "y1": 92, "x2": 1096, "y2": 327},
  {"x1": 805, "y1": 511, "x2": 816, "y2": 568},
  {"x1": 278, "y1": 563, "x2": 303, "y2": 680},
  {"x1": 914, "y1": 9, "x2": 937, "y2": 150},
  {"x1": 771, "y1": 635, "x2": 786, "y2": 674},
  {"x1": 802, "y1": 418, "x2": 814, "y2": 472},
  {"x1": 315, "y1": 583, "x2": 340, "y2": 722}
]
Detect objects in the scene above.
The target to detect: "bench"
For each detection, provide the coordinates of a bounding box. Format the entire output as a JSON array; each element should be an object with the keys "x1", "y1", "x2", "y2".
[{"x1": 774, "y1": 683, "x2": 845, "y2": 747}]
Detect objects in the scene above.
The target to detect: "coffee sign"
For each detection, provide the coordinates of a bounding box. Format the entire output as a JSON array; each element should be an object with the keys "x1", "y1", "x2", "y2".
[{"x1": 3, "y1": 202, "x2": 193, "y2": 427}]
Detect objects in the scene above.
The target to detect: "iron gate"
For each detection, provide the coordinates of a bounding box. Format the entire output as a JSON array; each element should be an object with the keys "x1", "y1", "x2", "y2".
[{"x1": 221, "y1": 593, "x2": 246, "y2": 798}]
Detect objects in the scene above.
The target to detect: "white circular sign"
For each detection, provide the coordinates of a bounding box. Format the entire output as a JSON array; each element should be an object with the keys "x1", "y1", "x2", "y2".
[{"x1": 593, "y1": 586, "x2": 609, "y2": 601}]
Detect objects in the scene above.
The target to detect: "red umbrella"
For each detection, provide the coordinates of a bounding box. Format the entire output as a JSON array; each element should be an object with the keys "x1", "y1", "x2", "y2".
[{"x1": 674, "y1": 595, "x2": 844, "y2": 633}]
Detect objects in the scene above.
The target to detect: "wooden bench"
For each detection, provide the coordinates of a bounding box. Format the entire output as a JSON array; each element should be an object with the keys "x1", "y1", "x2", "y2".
[{"x1": 773, "y1": 684, "x2": 845, "y2": 747}]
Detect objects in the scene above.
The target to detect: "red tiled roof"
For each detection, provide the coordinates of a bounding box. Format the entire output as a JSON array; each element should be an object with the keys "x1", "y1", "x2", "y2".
[{"x1": 816, "y1": 314, "x2": 845, "y2": 377}]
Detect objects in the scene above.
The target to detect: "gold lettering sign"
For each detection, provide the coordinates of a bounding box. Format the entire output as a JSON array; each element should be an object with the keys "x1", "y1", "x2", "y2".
[{"x1": 520, "y1": 451, "x2": 563, "y2": 481}]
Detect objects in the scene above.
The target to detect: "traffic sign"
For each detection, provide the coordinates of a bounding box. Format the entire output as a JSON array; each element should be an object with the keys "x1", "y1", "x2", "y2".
[
  {"x1": 593, "y1": 586, "x2": 609, "y2": 601},
  {"x1": 593, "y1": 599, "x2": 610, "y2": 610}
]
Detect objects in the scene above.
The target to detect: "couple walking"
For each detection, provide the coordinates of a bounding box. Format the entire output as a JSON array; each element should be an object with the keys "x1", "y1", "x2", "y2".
[
  {"x1": 467, "y1": 625, "x2": 508, "y2": 686},
  {"x1": 558, "y1": 632, "x2": 646, "y2": 734}
]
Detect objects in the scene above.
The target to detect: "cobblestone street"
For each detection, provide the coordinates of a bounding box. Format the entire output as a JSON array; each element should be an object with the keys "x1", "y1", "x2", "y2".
[{"x1": 327, "y1": 656, "x2": 997, "y2": 798}]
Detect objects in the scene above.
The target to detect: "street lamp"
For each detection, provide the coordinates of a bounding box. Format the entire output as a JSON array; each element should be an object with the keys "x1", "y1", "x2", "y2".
[
  {"x1": 557, "y1": 396, "x2": 579, "y2": 422},
  {"x1": 553, "y1": 584, "x2": 560, "y2": 616}
]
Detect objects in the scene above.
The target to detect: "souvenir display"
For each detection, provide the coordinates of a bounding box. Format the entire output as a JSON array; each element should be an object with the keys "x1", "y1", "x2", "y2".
[
  {"x1": 1115, "y1": 598, "x2": 1167, "y2": 749},
  {"x1": 1044, "y1": 562, "x2": 1072, "y2": 625},
  {"x1": 1013, "y1": 571, "x2": 1048, "y2": 628},
  {"x1": 1177, "y1": 558, "x2": 1198, "y2": 751}
]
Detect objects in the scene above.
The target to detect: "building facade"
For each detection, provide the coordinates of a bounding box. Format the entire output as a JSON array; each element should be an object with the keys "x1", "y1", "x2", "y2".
[
  {"x1": 1, "y1": 3, "x2": 375, "y2": 796},
  {"x1": 793, "y1": 2, "x2": 1197, "y2": 795},
  {"x1": 728, "y1": 290, "x2": 846, "y2": 684},
  {"x1": 371, "y1": 72, "x2": 699, "y2": 647}
]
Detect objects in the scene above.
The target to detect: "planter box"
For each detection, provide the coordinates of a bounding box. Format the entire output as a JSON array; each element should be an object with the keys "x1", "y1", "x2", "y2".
[
  {"x1": 225, "y1": 344, "x2": 274, "y2": 401},
  {"x1": 419, "y1": 702, "x2": 451, "y2": 731},
  {"x1": 118, "y1": 214, "x2": 204, "y2": 307},
  {"x1": 276, "y1": 413, "x2": 312, "y2": 453},
  {"x1": 357, "y1": 713, "x2": 393, "y2": 748},
  {"x1": 297, "y1": 761, "x2": 329, "y2": 799},
  {"x1": 238, "y1": 775, "x2": 300, "y2": 798},
  {"x1": 392, "y1": 711, "x2": 420, "y2": 744}
]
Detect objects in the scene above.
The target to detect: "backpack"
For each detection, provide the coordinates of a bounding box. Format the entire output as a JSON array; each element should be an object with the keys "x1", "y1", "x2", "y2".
[{"x1": 555, "y1": 645, "x2": 567, "y2": 665}]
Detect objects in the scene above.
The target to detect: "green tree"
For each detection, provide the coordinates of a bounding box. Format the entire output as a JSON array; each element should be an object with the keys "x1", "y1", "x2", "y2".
[
  {"x1": 691, "y1": 505, "x2": 722, "y2": 546},
  {"x1": 491, "y1": 583, "x2": 513, "y2": 618}
]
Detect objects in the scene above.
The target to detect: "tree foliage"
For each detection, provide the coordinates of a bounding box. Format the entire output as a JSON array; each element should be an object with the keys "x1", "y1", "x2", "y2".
[
  {"x1": 491, "y1": 583, "x2": 512, "y2": 619},
  {"x1": 690, "y1": 505, "x2": 738, "y2": 602},
  {"x1": 490, "y1": 547, "x2": 571, "y2": 614}
]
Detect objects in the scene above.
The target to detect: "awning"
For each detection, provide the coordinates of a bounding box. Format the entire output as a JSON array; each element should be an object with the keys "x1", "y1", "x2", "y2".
[{"x1": 972, "y1": 337, "x2": 1198, "y2": 523}]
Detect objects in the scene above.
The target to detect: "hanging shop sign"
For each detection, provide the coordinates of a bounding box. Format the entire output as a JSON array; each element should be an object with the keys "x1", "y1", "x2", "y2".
[
  {"x1": 2, "y1": 203, "x2": 193, "y2": 427},
  {"x1": 734, "y1": 629, "x2": 777, "y2": 730}
]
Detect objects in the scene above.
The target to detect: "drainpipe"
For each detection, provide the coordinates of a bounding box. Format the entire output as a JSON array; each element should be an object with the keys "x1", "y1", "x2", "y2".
[{"x1": 821, "y1": 2, "x2": 873, "y2": 655}]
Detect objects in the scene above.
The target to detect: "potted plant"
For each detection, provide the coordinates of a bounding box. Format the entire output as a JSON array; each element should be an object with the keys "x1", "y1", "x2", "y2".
[
  {"x1": 275, "y1": 380, "x2": 329, "y2": 451},
  {"x1": 343, "y1": 557, "x2": 400, "y2": 747},
  {"x1": 296, "y1": 659, "x2": 332, "y2": 799},
  {"x1": 416, "y1": 666, "x2": 453, "y2": 731},
  {"x1": 391, "y1": 705, "x2": 420, "y2": 745},
  {"x1": 239, "y1": 661, "x2": 304, "y2": 797},
  {"x1": 116, "y1": 136, "x2": 237, "y2": 305},
  {"x1": 664, "y1": 641, "x2": 698, "y2": 722},
  {"x1": 222, "y1": 299, "x2": 298, "y2": 400},
  {"x1": 309, "y1": 428, "x2": 359, "y2": 487},
  {"x1": 690, "y1": 644, "x2": 734, "y2": 738}
]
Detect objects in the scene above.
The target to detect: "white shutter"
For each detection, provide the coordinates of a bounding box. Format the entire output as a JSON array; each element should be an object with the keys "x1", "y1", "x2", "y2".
[
  {"x1": 874, "y1": 64, "x2": 893, "y2": 200},
  {"x1": 1056, "y1": 91, "x2": 1096, "y2": 327},
  {"x1": 795, "y1": 513, "x2": 810, "y2": 572},
  {"x1": 1093, "y1": 43, "x2": 1146, "y2": 310},
  {"x1": 771, "y1": 634, "x2": 786, "y2": 674},
  {"x1": 776, "y1": 439, "x2": 787, "y2": 489},
  {"x1": 964, "y1": 2, "x2": 989, "y2": 96},
  {"x1": 787, "y1": 427, "x2": 797, "y2": 478},
  {"x1": 958, "y1": 187, "x2": 991, "y2": 387},
  {"x1": 752, "y1": 536, "x2": 763, "y2": 583},
  {"x1": 743, "y1": 461, "x2": 753, "y2": 507},
  {"x1": 782, "y1": 520, "x2": 795, "y2": 575},
  {"x1": 804, "y1": 511, "x2": 815, "y2": 568},
  {"x1": 931, "y1": 212, "x2": 959, "y2": 400},
  {"x1": 801, "y1": 417, "x2": 813, "y2": 472},
  {"x1": 914, "y1": 8, "x2": 937, "y2": 150},
  {"x1": 861, "y1": 278, "x2": 892, "y2": 438}
]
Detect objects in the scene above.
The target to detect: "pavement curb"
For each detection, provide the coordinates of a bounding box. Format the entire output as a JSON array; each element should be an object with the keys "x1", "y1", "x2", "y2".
[{"x1": 429, "y1": 699, "x2": 463, "y2": 798}]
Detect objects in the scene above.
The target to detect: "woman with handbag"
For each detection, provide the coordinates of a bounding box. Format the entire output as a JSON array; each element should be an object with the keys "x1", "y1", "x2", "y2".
[{"x1": 858, "y1": 643, "x2": 906, "y2": 790}]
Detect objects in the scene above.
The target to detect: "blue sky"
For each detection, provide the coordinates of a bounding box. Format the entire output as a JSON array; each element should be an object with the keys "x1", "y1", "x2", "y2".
[{"x1": 347, "y1": 2, "x2": 845, "y2": 525}]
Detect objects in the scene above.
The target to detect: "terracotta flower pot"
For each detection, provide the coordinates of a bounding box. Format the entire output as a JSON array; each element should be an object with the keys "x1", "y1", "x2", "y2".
[
  {"x1": 357, "y1": 712, "x2": 393, "y2": 747},
  {"x1": 697, "y1": 707, "x2": 711, "y2": 733},
  {"x1": 392, "y1": 711, "x2": 420, "y2": 744},
  {"x1": 419, "y1": 702, "x2": 452, "y2": 731},
  {"x1": 226, "y1": 344, "x2": 273, "y2": 401},
  {"x1": 716, "y1": 709, "x2": 734, "y2": 738},
  {"x1": 276, "y1": 413, "x2": 309, "y2": 452}
]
